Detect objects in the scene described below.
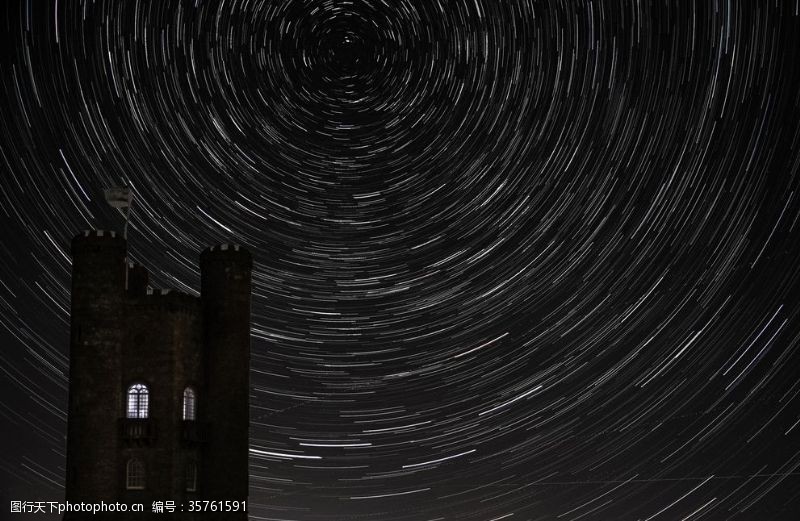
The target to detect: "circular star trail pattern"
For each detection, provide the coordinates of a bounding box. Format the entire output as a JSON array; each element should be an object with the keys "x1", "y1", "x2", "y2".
[{"x1": 2, "y1": 1, "x2": 800, "y2": 519}]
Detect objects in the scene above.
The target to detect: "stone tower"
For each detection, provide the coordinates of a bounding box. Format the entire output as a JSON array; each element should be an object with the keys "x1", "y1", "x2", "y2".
[{"x1": 64, "y1": 230, "x2": 252, "y2": 520}]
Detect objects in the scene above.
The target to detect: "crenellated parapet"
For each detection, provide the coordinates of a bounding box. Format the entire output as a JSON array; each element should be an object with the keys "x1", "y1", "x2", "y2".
[
  {"x1": 128, "y1": 288, "x2": 201, "y2": 316},
  {"x1": 199, "y1": 243, "x2": 253, "y2": 271}
]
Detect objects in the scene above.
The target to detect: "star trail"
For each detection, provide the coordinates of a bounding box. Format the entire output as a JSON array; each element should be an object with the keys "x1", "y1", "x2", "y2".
[{"x1": 2, "y1": 0, "x2": 800, "y2": 519}]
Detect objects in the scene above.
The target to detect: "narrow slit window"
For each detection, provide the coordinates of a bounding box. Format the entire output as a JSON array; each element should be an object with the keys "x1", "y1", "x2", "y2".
[
  {"x1": 126, "y1": 383, "x2": 149, "y2": 418},
  {"x1": 182, "y1": 387, "x2": 196, "y2": 420},
  {"x1": 186, "y1": 461, "x2": 197, "y2": 492},
  {"x1": 126, "y1": 459, "x2": 145, "y2": 490}
]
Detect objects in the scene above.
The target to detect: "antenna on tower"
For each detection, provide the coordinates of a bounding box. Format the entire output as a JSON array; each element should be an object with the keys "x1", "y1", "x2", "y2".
[
  {"x1": 104, "y1": 186, "x2": 134, "y2": 289},
  {"x1": 104, "y1": 186, "x2": 134, "y2": 239}
]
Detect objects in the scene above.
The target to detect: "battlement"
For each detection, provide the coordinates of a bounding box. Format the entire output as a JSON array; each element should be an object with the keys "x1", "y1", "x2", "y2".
[
  {"x1": 128, "y1": 288, "x2": 200, "y2": 315},
  {"x1": 71, "y1": 229, "x2": 253, "y2": 302},
  {"x1": 200, "y1": 243, "x2": 253, "y2": 268},
  {"x1": 207, "y1": 243, "x2": 244, "y2": 253},
  {"x1": 71, "y1": 230, "x2": 126, "y2": 255},
  {"x1": 80, "y1": 229, "x2": 120, "y2": 239}
]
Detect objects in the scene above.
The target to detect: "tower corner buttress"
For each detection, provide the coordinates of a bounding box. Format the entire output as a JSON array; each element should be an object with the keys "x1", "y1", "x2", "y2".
[
  {"x1": 66, "y1": 230, "x2": 127, "y2": 511},
  {"x1": 199, "y1": 243, "x2": 252, "y2": 514}
]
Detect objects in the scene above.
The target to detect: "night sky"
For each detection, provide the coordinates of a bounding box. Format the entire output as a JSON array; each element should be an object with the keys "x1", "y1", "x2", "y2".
[{"x1": 2, "y1": 1, "x2": 800, "y2": 519}]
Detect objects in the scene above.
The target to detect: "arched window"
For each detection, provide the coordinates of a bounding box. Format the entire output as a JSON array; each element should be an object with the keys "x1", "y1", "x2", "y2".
[
  {"x1": 126, "y1": 459, "x2": 145, "y2": 490},
  {"x1": 182, "y1": 387, "x2": 197, "y2": 420},
  {"x1": 126, "y1": 383, "x2": 149, "y2": 418},
  {"x1": 185, "y1": 461, "x2": 197, "y2": 492}
]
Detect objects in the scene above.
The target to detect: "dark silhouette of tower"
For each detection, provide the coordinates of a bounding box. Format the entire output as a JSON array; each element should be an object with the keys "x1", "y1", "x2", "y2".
[
  {"x1": 64, "y1": 230, "x2": 252, "y2": 520},
  {"x1": 200, "y1": 245, "x2": 252, "y2": 510}
]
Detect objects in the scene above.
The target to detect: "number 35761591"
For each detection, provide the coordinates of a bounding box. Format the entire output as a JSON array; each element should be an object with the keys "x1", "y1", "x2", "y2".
[{"x1": 187, "y1": 500, "x2": 246, "y2": 512}]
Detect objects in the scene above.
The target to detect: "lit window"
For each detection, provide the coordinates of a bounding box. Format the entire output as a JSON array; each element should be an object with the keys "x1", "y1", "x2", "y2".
[
  {"x1": 186, "y1": 461, "x2": 197, "y2": 492},
  {"x1": 126, "y1": 459, "x2": 145, "y2": 490},
  {"x1": 127, "y1": 383, "x2": 149, "y2": 418},
  {"x1": 182, "y1": 387, "x2": 197, "y2": 420}
]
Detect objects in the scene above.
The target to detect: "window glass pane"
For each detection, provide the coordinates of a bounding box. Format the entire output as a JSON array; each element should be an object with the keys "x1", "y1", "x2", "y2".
[
  {"x1": 186, "y1": 462, "x2": 197, "y2": 492},
  {"x1": 126, "y1": 459, "x2": 145, "y2": 490},
  {"x1": 183, "y1": 387, "x2": 196, "y2": 420},
  {"x1": 127, "y1": 383, "x2": 149, "y2": 418}
]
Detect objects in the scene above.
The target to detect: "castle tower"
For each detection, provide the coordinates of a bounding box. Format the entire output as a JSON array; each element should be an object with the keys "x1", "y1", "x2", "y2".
[
  {"x1": 64, "y1": 231, "x2": 252, "y2": 520},
  {"x1": 200, "y1": 245, "x2": 253, "y2": 520},
  {"x1": 66, "y1": 231, "x2": 127, "y2": 509}
]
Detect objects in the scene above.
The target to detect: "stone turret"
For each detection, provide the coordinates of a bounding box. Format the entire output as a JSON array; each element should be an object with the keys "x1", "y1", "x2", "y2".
[
  {"x1": 200, "y1": 244, "x2": 252, "y2": 520},
  {"x1": 66, "y1": 230, "x2": 127, "y2": 511}
]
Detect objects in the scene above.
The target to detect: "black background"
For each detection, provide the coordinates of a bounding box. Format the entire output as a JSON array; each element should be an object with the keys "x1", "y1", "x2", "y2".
[{"x1": 2, "y1": 1, "x2": 800, "y2": 519}]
